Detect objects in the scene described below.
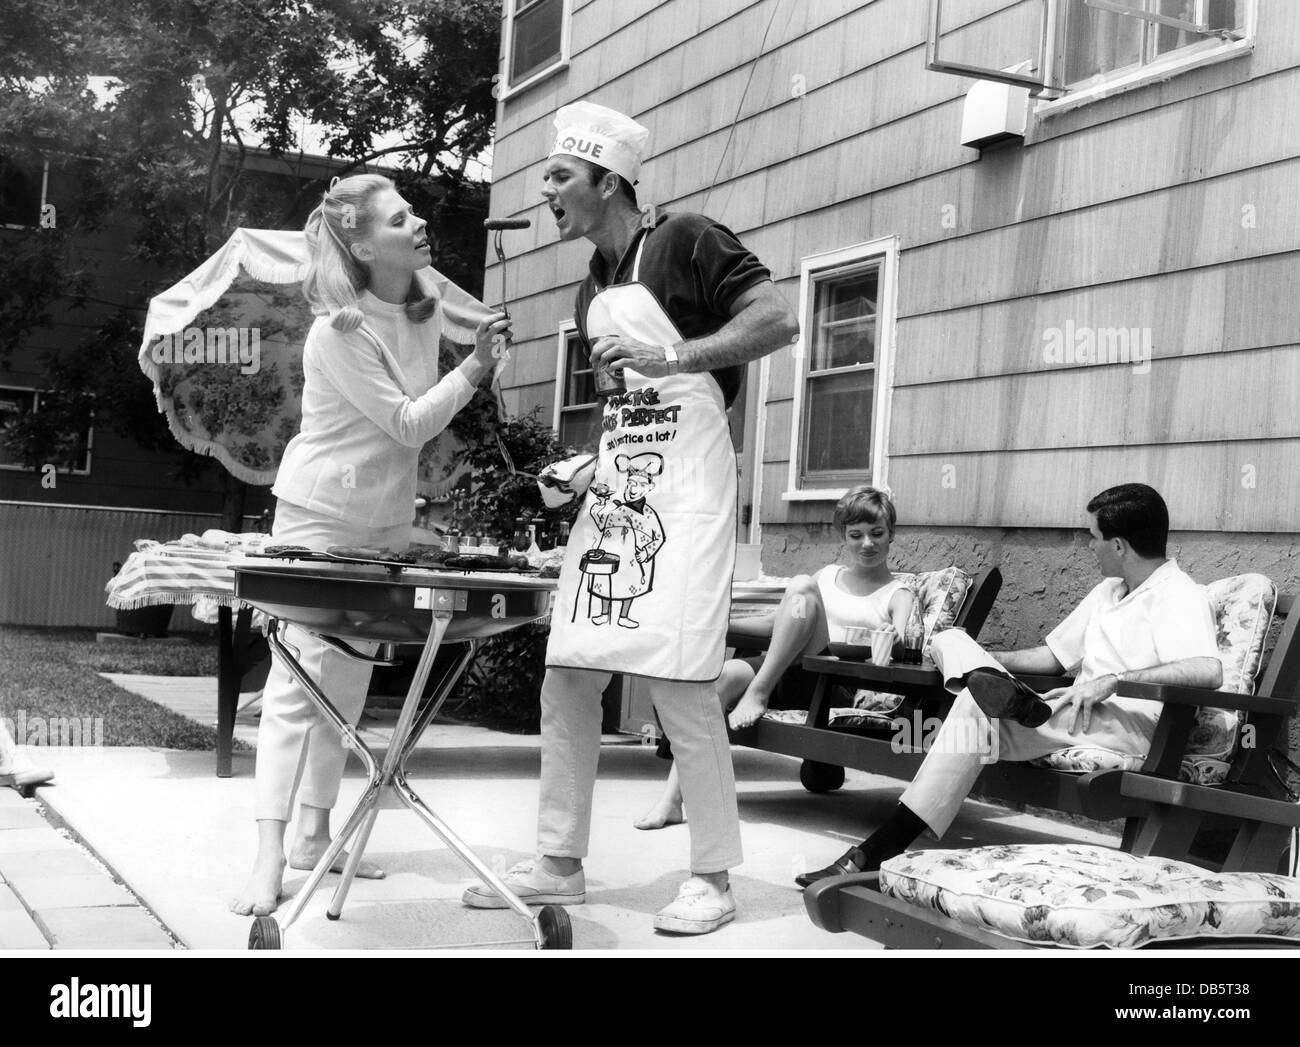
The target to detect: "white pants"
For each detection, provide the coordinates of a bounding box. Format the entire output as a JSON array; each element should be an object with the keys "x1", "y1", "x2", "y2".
[
  {"x1": 253, "y1": 501, "x2": 410, "y2": 822},
  {"x1": 901, "y1": 630, "x2": 1160, "y2": 837},
  {"x1": 537, "y1": 667, "x2": 743, "y2": 873}
]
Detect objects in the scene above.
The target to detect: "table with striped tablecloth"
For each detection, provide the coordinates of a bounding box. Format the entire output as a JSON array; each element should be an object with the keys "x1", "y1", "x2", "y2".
[{"x1": 106, "y1": 541, "x2": 264, "y2": 778}]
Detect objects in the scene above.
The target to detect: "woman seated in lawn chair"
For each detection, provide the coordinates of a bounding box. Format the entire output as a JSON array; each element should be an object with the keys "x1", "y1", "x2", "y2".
[{"x1": 636, "y1": 485, "x2": 915, "y2": 829}]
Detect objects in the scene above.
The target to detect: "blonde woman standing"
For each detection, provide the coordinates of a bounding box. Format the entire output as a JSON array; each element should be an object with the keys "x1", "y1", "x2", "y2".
[{"x1": 232, "y1": 175, "x2": 510, "y2": 917}]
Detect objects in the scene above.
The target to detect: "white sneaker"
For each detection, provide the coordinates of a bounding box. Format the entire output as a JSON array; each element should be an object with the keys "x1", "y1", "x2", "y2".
[
  {"x1": 653, "y1": 877, "x2": 736, "y2": 934},
  {"x1": 462, "y1": 858, "x2": 586, "y2": 909}
]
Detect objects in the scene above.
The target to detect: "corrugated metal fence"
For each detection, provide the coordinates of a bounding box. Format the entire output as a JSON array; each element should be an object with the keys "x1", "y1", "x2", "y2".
[{"x1": 0, "y1": 501, "x2": 257, "y2": 629}]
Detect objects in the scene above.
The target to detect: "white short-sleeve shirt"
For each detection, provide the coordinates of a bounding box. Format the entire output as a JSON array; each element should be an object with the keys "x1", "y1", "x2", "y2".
[{"x1": 1045, "y1": 559, "x2": 1218, "y2": 712}]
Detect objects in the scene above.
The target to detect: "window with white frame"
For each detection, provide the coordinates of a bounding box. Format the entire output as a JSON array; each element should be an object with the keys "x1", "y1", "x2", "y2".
[
  {"x1": 784, "y1": 238, "x2": 898, "y2": 499},
  {"x1": 1063, "y1": 0, "x2": 1249, "y2": 89},
  {"x1": 925, "y1": 0, "x2": 1254, "y2": 107},
  {"x1": 0, "y1": 385, "x2": 93, "y2": 474},
  {"x1": 553, "y1": 323, "x2": 602, "y2": 451},
  {"x1": 503, "y1": 0, "x2": 569, "y2": 95}
]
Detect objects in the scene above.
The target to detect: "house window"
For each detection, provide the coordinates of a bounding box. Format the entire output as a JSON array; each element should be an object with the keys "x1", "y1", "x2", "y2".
[
  {"x1": 1064, "y1": 0, "x2": 1248, "y2": 88},
  {"x1": 783, "y1": 238, "x2": 898, "y2": 500},
  {"x1": 0, "y1": 158, "x2": 49, "y2": 229},
  {"x1": 0, "y1": 386, "x2": 93, "y2": 474},
  {"x1": 503, "y1": 0, "x2": 569, "y2": 95},
  {"x1": 553, "y1": 323, "x2": 601, "y2": 450},
  {"x1": 925, "y1": 0, "x2": 1254, "y2": 107}
]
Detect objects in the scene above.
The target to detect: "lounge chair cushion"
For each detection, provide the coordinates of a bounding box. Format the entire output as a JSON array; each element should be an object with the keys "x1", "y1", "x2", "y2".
[
  {"x1": 1197, "y1": 573, "x2": 1276, "y2": 755},
  {"x1": 1030, "y1": 747, "x2": 1231, "y2": 786},
  {"x1": 879, "y1": 844, "x2": 1300, "y2": 948}
]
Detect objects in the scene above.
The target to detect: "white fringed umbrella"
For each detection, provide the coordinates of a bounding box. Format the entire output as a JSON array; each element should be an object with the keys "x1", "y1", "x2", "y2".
[{"x1": 137, "y1": 228, "x2": 494, "y2": 493}]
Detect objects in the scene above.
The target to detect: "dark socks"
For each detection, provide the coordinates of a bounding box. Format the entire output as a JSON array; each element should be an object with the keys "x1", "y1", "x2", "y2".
[{"x1": 852, "y1": 802, "x2": 927, "y2": 869}]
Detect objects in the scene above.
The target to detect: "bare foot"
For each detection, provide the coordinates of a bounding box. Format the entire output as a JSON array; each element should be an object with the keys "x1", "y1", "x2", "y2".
[
  {"x1": 728, "y1": 688, "x2": 771, "y2": 730},
  {"x1": 634, "y1": 799, "x2": 684, "y2": 830},
  {"x1": 230, "y1": 852, "x2": 287, "y2": 916},
  {"x1": 288, "y1": 838, "x2": 386, "y2": 880}
]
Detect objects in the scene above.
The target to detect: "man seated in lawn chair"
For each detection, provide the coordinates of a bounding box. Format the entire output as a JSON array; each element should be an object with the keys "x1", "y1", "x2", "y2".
[{"x1": 796, "y1": 482, "x2": 1223, "y2": 887}]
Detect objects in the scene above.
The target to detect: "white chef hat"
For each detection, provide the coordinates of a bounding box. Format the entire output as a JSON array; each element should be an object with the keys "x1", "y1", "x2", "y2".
[{"x1": 549, "y1": 101, "x2": 650, "y2": 186}]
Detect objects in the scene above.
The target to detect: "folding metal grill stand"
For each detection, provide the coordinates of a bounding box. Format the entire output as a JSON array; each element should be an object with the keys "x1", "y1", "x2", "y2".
[{"x1": 246, "y1": 607, "x2": 571, "y2": 950}]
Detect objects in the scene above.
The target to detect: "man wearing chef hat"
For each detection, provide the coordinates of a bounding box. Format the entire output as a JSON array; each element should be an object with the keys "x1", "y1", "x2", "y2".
[{"x1": 463, "y1": 101, "x2": 799, "y2": 934}]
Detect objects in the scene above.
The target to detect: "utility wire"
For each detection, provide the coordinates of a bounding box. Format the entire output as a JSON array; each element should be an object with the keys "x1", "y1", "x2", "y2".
[{"x1": 701, "y1": 0, "x2": 791, "y2": 215}]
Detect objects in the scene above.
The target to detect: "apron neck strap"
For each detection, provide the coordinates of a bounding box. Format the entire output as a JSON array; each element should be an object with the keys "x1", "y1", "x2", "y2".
[
  {"x1": 630, "y1": 228, "x2": 649, "y2": 283},
  {"x1": 597, "y1": 226, "x2": 650, "y2": 290}
]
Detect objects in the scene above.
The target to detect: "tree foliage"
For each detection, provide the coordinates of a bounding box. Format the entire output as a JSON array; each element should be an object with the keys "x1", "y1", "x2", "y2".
[{"x1": 0, "y1": 0, "x2": 501, "y2": 511}]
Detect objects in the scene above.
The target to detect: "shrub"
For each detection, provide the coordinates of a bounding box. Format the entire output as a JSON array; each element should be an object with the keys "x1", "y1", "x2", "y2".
[{"x1": 448, "y1": 407, "x2": 586, "y2": 731}]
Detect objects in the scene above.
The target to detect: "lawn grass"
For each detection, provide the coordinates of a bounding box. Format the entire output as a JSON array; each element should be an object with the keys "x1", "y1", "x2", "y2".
[{"x1": 0, "y1": 627, "x2": 231, "y2": 750}]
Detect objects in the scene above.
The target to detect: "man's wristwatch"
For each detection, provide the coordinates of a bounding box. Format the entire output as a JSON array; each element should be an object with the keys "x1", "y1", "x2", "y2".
[{"x1": 663, "y1": 343, "x2": 679, "y2": 376}]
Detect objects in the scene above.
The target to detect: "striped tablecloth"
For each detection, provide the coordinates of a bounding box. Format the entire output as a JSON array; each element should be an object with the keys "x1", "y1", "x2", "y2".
[{"x1": 105, "y1": 546, "x2": 241, "y2": 623}]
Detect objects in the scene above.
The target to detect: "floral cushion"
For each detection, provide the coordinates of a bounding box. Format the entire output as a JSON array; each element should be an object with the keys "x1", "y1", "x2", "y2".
[
  {"x1": 902, "y1": 566, "x2": 973, "y2": 641},
  {"x1": 879, "y1": 844, "x2": 1300, "y2": 948},
  {"x1": 1195, "y1": 573, "x2": 1276, "y2": 758},
  {"x1": 759, "y1": 708, "x2": 809, "y2": 725},
  {"x1": 1029, "y1": 747, "x2": 1230, "y2": 786},
  {"x1": 827, "y1": 707, "x2": 895, "y2": 729}
]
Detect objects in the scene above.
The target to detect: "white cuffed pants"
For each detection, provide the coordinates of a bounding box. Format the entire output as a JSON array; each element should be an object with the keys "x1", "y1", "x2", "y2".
[
  {"x1": 901, "y1": 630, "x2": 1160, "y2": 837},
  {"x1": 537, "y1": 667, "x2": 743, "y2": 873},
  {"x1": 253, "y1": 501, "x2": 410, "y2": 822}
]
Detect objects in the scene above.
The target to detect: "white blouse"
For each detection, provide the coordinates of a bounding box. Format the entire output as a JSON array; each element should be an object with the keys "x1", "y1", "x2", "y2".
[
  {"x1": 272, "y1": 292, "x2": 477, "y2": 529},
  {"x1": 814, "y1": 566, "x2": 910, "y2": 643}
]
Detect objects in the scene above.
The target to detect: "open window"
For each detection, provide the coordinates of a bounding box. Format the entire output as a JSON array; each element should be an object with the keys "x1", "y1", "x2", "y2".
[
  {"x1": 501, "y1": 0, "x2": 570, "y2": 98},
  {"x1": 926, "y1": 0, "x2": 1254, "y2": 106},
  {"x1": 0, "y1": 158, "x2": 49, "y2": 229},
  {"x1": 553, "y1": 321, "x2": 601, "y2": 451},
  {"x1": 782, "y1": 237, "x2": 898, "y2": 502}
]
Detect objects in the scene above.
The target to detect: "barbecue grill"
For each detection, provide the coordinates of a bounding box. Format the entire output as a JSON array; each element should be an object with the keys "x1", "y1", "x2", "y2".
[{"x1": 231, "y1": 558, "x2": 569, "y2": 950}]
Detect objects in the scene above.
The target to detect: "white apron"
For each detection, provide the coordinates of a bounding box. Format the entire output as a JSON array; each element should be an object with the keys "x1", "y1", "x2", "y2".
[{"x1": 545, "y1": 233, "x2": 737, "y2": 682}]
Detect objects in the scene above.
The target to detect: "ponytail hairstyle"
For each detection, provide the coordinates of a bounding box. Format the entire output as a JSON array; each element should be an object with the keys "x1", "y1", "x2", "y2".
[
  {"x1": 832, "y1": 484, "x2": 898, "y2": 537},
  {"x1": 301, "y1": 174, "x2": 439, "y2": 332}
]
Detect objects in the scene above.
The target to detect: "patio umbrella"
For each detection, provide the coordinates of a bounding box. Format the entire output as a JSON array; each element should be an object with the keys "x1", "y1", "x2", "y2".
[{"x1": 137, "y1": 228, "x2": 497, "y2": 497}]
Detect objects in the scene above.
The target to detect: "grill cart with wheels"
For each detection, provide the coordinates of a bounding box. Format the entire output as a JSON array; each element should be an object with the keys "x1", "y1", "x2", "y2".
[{"x1": 233, "y1": 557, "x2": 570, "y2": 950}]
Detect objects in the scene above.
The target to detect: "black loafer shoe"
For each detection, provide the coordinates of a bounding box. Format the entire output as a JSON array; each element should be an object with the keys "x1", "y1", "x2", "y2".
[
  {"x1": 965, "y1": 669, "x2": 1053, "y2": 728},
  {"x1": 795, "y1": 847, "x2": 871, "y2": 889}
]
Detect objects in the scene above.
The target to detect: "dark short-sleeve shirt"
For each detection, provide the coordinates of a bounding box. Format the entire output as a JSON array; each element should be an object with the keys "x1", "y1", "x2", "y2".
[{"x1": 573, "y1": 212, "x2": 771, "y2": 407}]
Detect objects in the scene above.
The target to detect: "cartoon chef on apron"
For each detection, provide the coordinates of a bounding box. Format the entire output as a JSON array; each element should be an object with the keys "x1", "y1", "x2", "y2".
[{"x1": 583, "y1": 452, "x2": 666, "y2": 627}]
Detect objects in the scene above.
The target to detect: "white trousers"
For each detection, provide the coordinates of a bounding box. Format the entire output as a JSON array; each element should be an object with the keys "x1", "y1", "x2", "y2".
[
  {"x1": 253, "y1": 501, "x2": 410, "y2": 822},
  {"x1": 901, "y1": 630, "x2": 1160, "y2": 837},
  {"x1": 537, "y1": 667, "x2": 743, "y2": 873}
]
